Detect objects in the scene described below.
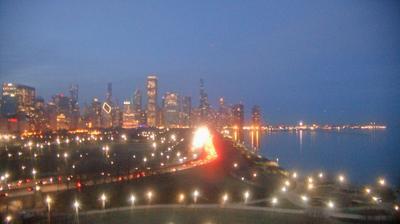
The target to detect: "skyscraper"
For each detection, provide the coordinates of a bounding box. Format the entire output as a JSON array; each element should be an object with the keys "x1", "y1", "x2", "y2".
[
  {"x1": 122, "y1": 100, "x2": 137, "y2": 129},
  {"x1": 133, "y1": 89, "x2": 142, "y2": 113},
  {"x1": 251, "y1": 105, "x2": 262, "y2": 129},
  {"x1": 232, "y1": 103, "x2": 244, "y2": 142},
  {"x1": 69, "y1": 84, "x2": 80, "y2": 130},
  {"x1": 1, "y1": 83, "x2": 35, "y2": 116},
  {"x1": 146, "y1": 75, "x2": 158, "y2": 127},
  {"x1": 181, "y1": 96, "x2": 192, "y2": 127},
  {"x1": 102, "y1": 83, "x2": 113, "y2": 128},
  {"x1": 198, "y1": 79, "x2": 209, "y2": 123},
  {"x1": 162, "y1": 92, "x2": 180, "y2": 128},
  {"x1": 51, "y1": 94, "x2": 71, "y2": 130}
]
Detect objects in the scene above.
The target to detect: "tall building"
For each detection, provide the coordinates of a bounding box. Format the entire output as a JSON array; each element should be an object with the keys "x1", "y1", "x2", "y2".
[
  {"x1": 250, "y1": 105, "x2": 261, "y2": 150},
  {"x1": 146, "y1": 75, "x2": 158, "y2": 127},
  {"x1": 69, "y1": 84, "x2": 80, "y2": 130},
  {"x1": 181, "y1": 96, "x2": 192, "y2": 127},
  {"x1": 217, "y1": 97, "x2": 232, "y2": 129},
  {"x1": 251, "y1": 105, "x2": 262, "y2": 129},
  {"x1": 106, "y1": 82, "x2": 112, "y2": 102},
  {"x1": 232, "y1": 103, "x2": 244, "y2": 142},
  {"x1": 1, "y1": 83, "x2": 35, "y2": 116},
  {"x1": 133, "y1": 89, "x2": 142, "y2": 113},
  {"x1": 122, "y1": 100, "x2": 137, "y2": 129},
  {"x1": 162, "y1": 92, "x2": 180, "y2": 128},
  {"x1": 102, "y1": 83, "x2": 113, "y2": 128},
  {"x1": 198, "y1": 79, "x2": 210, "y2": 123},
  {"x1": 88, "y1": 98, "x2": 102, "y2": 129},
  {"x1": 51, "y1": 94, "x2": 71, "y2": 130}
]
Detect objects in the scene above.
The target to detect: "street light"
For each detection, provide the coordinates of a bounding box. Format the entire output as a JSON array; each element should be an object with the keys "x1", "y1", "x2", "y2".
[
  {"x1": 243, "y1": 191, "x2": 250, "y2": 204},
  {"x1": 32, "y1": 168, "x2": 37, "y2": 179},
  {"x1": 147, "y1": 191, "x2": 153, "y2": 204},
  {"x1": 222, "y1": 193, "x2": 229, "y2": 204},
  {"x1": 129, "y1": 194, "x2": 136, "y2": 207},
  {"x1": 46, "y1": 196, "x2": 52, "y2": 224},
  {"x1": 100, "y1": 193, "x2": 107, "y2": 209},
  {"x1": 301, "y1": 195, "x2": 308, "y2": 203},
  {"x1": 193, "y1": 190, "x2": 199, "y2": 203},
  {"x1": 73, "y1": 200, "x2": 80, "y2": 224},
  {"x1": 327, "y1": 200, "x2": 335, "y2": 209},
  {"x1": 271, "y1": 197, "x2": 278, "y2": 206},
  {"x1": 338, "y1": 175, "x2": 345, "y2": 183},
  {"x1": 378, "y1": 178, "x2": 386, "y2": 186},
  {"x1": 5, "y1": 215, "x2": 12, "y2": 224},
  {"x1": 178, "y1": 193, "x2": 185, "y2": 203}
]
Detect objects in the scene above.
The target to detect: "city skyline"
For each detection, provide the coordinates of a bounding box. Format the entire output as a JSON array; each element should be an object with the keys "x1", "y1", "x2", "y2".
[{"x1": 1, "y1": 1, "x2": 399, "y2": 124}]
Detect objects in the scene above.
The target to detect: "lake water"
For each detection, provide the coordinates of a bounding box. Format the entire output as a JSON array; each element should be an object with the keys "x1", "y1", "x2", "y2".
[{"x1": 244, "y1": 127, "x2": 400, "y2": 186}]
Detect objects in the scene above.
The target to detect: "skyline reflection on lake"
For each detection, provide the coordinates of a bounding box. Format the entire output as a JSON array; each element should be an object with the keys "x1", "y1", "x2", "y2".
[{"x1": 243, "y1": 127, "x2": 400, "y2": 186}]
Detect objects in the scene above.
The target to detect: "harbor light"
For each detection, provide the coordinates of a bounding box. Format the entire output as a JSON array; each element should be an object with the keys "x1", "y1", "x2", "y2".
[{"x1": 378, "y1": 178, "x2": 386, "y2": 186}]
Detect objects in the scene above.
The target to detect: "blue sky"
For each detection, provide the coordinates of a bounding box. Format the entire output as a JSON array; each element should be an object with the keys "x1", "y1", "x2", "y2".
[{"x1": 0, "y1": 0, "x2": 399, "y2": 124}]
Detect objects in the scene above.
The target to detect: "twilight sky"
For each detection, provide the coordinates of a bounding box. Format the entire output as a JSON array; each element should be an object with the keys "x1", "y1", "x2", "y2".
[{"x1": 0, "y1": 0, "x2": 399, "y2": 124}]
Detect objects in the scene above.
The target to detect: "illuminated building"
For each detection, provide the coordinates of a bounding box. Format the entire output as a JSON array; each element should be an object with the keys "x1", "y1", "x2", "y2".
[
  {"x1": 87, "y1": 98, "x2": 102, "y2": 129},
  {"x1": 251, "y1": 105, "x2": 262, "y2": 129},
  {"x1": 162, "y1": 92, "x2": 180, "y2": 128},
  {"x1": 146, "y1": 75, "x2": 158, "y2": 127},
  {"x1": 122, "y1": 100, "x2": 138, "y2": 129},
  {"x1": 133, "y1": 89, "x2": 142, "y2": 113},
  {"x1": 217, "y1": 97, "x2": 232, "y2": 129},
  {"x1": 101, "y1": 83, "x2": 113, "y2": 128},
  {"x1": 198, "y1": 79, "x2": 210, "y2": 124},
  {"x1": 232, "y1": 103, "x2": 244, "y2": 142},
  {"x1": 250, "y1": 105, "x2": 262, "y2": 150},
  {"x1": 1, "y1": 83, "x2": 35, "y2": 117},
  {"x1": 69, "y1": 84, "x2": 80, "y2": 130},
  {"x1": 133, "y1": 89, "x2": 144, "y2": 125},
  {"x1": 180, "y1": 96, "x2": 192, "y2": 127},
  {"x1": 51, "y1": 94, "x2": 71, "y2": 130}
]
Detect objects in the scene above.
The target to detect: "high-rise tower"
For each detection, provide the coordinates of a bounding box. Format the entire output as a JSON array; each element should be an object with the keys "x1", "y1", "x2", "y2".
[{"x1": 146, "y1": 75, "x2": 158, "y2": 127}]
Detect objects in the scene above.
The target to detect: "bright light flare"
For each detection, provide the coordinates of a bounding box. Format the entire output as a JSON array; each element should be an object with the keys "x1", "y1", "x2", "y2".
[
  {"x1": 192, "y1": 127, "x2": 217, "y2": 160},
  {"x1": 271, "y1": 197, "x2": 278, "y2": 206},
  {"x1": 327, "y1": 200, "x2": 335, "y2": 209},
  {"x1": 378, "y1": 178, "x2": 386, "y2": 186}
]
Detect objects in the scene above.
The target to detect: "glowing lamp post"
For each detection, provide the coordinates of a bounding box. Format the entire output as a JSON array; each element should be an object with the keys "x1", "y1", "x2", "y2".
[
  {"x1": 243, "y1": 191, "x2": 250, "y2": 204},
  {"x1": 178, "y1": 193, "x2": 185, "y2": 204},
  {"x1": 327, "y1": 200, "x2": 335, "y2": 209},
  {"x1": 5, "y1": 215, "x2": 12, "y2": 224},
  {"x1": 193, "y1": 190, "x2": 199, "y2": 204},
  {"x1": 129, "y1": 194, "x2": 136, "y2": 207},
  {"x1": 100, "y1": 193, "x2": 107, "y2": 209},
  {"x1": 147, "y1": 191, "x2": 153, "y2": 204},
  {"x1": 32, "y1": 168, "x2": 37, "y2": 179},
  {"x1": 338, "y1": 175, "x2": 345, "y2": 184},
  {"x1": 222, "y1": 193, "x2": 229, "y2": 205},
  {"x1": 45, "y1": 196, "x2": 52, "y2": 224},
  {"x1": 378, "y1": 178, "x2": 386, "y2": 186},
  {"x1": 271, "y1": 197, "x2": 278, "y2": 207},
  {"x1": 73, "y1": 200, "x2": 80, "y2": 224}
]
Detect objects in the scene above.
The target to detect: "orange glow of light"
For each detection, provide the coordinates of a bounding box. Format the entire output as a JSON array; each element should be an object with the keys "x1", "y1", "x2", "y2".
[{"x1": 192, "y1": 127, "x2": 218, "y2": 161}]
